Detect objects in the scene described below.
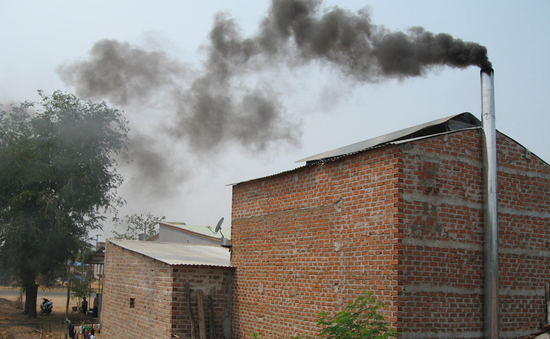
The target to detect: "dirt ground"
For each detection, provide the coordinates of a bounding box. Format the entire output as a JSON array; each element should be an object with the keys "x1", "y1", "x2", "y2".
[{"x1": 0, "y1": 288, "x2": 100, "y2": 339}]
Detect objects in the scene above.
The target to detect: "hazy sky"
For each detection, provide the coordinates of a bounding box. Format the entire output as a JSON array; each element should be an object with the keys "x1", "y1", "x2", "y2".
[{"x1": 1, "y1": 0, "x2": 549, "y2": 240}]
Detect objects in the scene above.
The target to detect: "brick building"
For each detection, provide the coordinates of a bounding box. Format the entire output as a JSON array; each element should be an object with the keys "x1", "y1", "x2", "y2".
[
  {"x1": 230, "y1": 113, "x2": 550, "y2": 339},
  {"x1": 102, "y1": 239, "x2": 233, "y2": 339}
]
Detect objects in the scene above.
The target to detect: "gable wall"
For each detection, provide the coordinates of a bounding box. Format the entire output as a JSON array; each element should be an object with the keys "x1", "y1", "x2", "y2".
[
  {"x1": 397, "y1": 129, "x2": 550, "y2": 338},
  {"x1": 231, "y1": 146, "x2": 402, "y2": 339},
  {"x1": 397, "y1": 130, "x2": 486, "y2": 338},
  {"x1": 232, "y1": 128, "x2": 550, "y2": 339},
  {"x1": 102, "y1": 242, "x2": 173, "y2": 339},
  {"x1": 493, "y1": 133, "x2": 550, "y2": 335}
]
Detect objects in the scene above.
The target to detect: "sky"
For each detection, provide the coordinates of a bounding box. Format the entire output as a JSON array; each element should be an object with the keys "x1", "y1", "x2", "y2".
[{"x1": 1, "y1": 0, "x2": 549, "y2": 241}]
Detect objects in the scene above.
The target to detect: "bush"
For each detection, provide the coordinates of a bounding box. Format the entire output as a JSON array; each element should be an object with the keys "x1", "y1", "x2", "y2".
[
  {"x1": 253, "y1": 292, "x2": 397, "y2": 339},
  {"x1": 312, "y1": 293, "x2": 397, "y2": 339}
]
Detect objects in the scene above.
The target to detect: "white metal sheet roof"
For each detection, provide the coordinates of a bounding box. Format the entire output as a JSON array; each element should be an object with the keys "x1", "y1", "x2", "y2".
[
  {"x1": 297, "y1": 112, "x2": 481, "y2": 163},
  {"x1": 108, "y1": 239, "x2": 232, "y2": 267}
]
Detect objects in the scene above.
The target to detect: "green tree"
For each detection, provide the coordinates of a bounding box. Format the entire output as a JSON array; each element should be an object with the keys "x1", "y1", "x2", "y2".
[
  {"x1": 112, "y1": 212, "x2": 165, "y2": 240},
  {"x1": 69, "y1": 270, "x2": 94, "y2": 309},
  {"x1": 0, "y1": 91, "x2": 128, "y2": 318}
]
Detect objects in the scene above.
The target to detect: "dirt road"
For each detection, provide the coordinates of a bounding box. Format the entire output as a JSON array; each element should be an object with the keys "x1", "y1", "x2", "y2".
[{"x1": 0, "y1": 287, "x2": 100, "y2": 339}]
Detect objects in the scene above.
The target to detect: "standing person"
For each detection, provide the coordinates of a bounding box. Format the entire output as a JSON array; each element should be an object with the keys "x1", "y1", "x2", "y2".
[
  {"x1": 81, "y1": 297, "x2": 88, "y2": 314},
  {"x1": 93, "y1": 294, "x2": 99, "y2": 317}
]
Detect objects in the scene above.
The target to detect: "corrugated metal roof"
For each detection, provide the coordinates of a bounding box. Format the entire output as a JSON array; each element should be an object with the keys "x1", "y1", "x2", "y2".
[
  {"x1": 228, "y1": 112, "x2": 482, "y2": 187},
  {"x1": 108, "y1": 239, "x2": 232, "y2": 267},
  {"x1": 161, "y1": 222, "x2": 231, "y2": 240},
  {"x1": 297, "y1": 112, "x2": 481, "y2": 163}
]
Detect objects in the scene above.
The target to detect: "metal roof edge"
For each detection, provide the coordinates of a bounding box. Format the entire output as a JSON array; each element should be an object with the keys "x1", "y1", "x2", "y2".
[
  {"x1": 109, "y1": 238, "x2": 226, "y2": 249},
  {"x1": 390, "y1": 126, "x2": 481, "y2": 145},
  {"x1": 228, "y1": 122, "x2": 549, "y2": 188},
  {"x1": 296, "y1": 112, "x2": 480, "y2": 163},
  {"x1": 107, "y1": 239, "x2": 232, "y2": 267},
  {"x1": 228, "y1": 113, "x2": 481, "y2": 187},
  {"x1": 304, "y1": 126, "x2": 482, "y2": 166}
]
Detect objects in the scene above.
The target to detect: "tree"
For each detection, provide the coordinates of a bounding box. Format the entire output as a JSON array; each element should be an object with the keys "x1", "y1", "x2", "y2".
[
  {"x1": 0, "y1": 91, "x2": 128, "y2": 318},
  {"x1": 112, "y1": 212, "x2": 166, "y2": 240},
  {"x1": 69, "y1": 270, "x2": 94, "y2": 309}
]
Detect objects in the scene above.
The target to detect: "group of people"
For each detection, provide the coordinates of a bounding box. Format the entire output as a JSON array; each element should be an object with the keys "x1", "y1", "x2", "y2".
[{"x1": 80, "y1": 293, "x2": 101, "y2": 318}]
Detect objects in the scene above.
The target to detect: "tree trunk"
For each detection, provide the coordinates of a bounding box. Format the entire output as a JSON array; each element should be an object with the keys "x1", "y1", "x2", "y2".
[
  {"x1": 65, "y1": 279, "x2": 72, "y2": 319},
  {"x1": 24, "y1": 283, "x2": 39, "y2": 319}
]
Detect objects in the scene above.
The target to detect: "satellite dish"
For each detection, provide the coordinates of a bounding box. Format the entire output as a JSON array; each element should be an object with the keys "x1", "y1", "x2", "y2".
[
  {"x1": 214, "y1": 217, "x2": 224, "y2": 233},
  {"x1": 214, "y1": 217, "x2": 225, "y2": 238}
]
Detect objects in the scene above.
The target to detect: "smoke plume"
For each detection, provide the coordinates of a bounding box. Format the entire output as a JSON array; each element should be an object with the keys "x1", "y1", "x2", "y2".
[
  {"x1": 58, "y1": 39, "x2": 186, "y2": 106},
  {"x1": 258, "y1": 0, "x2": 491, "y2": 77},
  {"x1": 120, "y1": 131, "x2": 190, "y2": 197},
  {"x1": 58, "y1": 0, "x2": 491, "y2": 191}
]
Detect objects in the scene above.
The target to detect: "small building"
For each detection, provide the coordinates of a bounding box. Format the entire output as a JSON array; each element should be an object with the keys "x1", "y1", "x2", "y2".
[
  {"x1": 230, "y1": 113, "x2": 550, "y2": 339},
  {"x1": 88, "y1": 241, "x2": 105, "y2": 280},
  {"x1": 148, "y1": 221, "x2": 231, "y2": 246},
  {"x1": 101, "y1": 239, "x2": 233, "y2": 339}
]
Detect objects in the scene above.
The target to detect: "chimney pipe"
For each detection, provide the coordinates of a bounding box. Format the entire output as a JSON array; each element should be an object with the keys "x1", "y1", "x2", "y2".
[{"x1": 481, "y1": 69, "x2": 499, "y2": 338}]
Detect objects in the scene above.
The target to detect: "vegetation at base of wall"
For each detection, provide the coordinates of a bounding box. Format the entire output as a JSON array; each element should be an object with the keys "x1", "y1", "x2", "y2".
[{"x1": 253, "y1": 293, "x2": 397, "y2": 339}]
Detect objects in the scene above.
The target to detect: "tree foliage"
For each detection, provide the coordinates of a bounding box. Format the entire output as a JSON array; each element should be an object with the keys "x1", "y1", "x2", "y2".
[
  {"x1": 0, "y1": 91, "x2": 128, "y2": 317},
  {"x1": 112, "y1": 212, "x2": 165, "y2": 240},
  {"x1": 68, "y1": 271, "x2": 94, "y2": 305},
  {"x1": 312, "y1": 293, "x2": 397, "y2": 339}
]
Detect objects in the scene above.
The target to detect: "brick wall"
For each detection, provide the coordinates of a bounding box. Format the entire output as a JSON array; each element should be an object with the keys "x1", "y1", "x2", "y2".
[
  {"x1": 493, "y1": 133, "x2": 549, "y2": 335},
  {"x1": 102, "y1": 241, "x2": 233, "y2": 339},
  {"x1": 398, "y1": 130, "x2": 486, "y2": 338},
  {"x1": 171, "y1": 266, "x2": 233, "y2": 339},
  {"x1": 102, "y1": 242, "x2": 173, "y2": 339},
  {"x1": 231, "y1": 128, "x2": 550, "y2": 339},
  {"x1": 231, "y1": 146, "x2": 401, "y2": 338},
  {"x1": 398, "y1": 130, "x2": 550, "y2": 338}
]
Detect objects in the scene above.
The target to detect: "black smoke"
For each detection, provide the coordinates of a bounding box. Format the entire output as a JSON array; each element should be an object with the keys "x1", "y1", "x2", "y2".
[
  {"x1": 256, "y1": 0, "x2": 491, "y2": 77},
  {"x1": 122, "y1": 132, "x2": 190, "y2": 198},
  {"x1": 58, "y1": 39, "x2": 186, "y2": 106},
  {"x1": 58, "y1": 0, "x2": 491, "y2": 192}
]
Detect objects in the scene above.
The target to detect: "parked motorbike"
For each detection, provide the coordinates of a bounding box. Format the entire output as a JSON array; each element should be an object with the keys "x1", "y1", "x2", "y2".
[{"x1": 39, "y1": 298, "x2": 53, "y2": 315}]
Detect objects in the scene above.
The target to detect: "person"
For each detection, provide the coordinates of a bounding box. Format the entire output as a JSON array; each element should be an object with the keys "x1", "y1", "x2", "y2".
[
  {"x1": 81, "y1": 297, "x2": 88, "y2": 314},
  {"x1": 93, "y1": 293, "x2": 99, "y2": 317}
]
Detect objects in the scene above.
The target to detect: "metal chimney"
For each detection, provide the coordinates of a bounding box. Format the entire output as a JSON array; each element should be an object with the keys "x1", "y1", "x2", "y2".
[{"x1": 481, "y1": 69, "x2": 499, "y2": 338}]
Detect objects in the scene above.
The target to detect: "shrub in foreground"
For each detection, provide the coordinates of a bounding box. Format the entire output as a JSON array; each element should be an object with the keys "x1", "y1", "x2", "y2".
[{"x1": 253, "y1": 292, "x2": 397, "y2": 339}]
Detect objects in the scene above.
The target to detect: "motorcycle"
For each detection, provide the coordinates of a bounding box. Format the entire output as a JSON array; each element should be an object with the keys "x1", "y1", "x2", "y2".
[{"x1": 39, "y1": 298, "x2": 53, "y2": 315}]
